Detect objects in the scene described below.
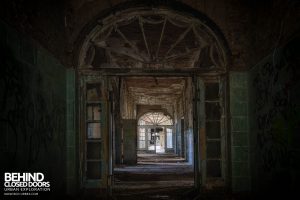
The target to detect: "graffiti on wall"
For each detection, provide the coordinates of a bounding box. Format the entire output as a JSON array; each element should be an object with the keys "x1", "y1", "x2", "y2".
[
  {"x1": 252, "y1": 38, "x2": 300, "y2": 173},
  {"x1": 0, "y1": 43, "x2": 65, "y2": 169}
]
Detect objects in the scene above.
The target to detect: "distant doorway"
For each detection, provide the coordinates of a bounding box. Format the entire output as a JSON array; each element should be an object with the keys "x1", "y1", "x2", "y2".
[
  {"x1": 137, "y1": 112, "x2": 174, "y2": 154},
  {"x1": 146, "y1": 127, "x2": 165, "y2": 153}
]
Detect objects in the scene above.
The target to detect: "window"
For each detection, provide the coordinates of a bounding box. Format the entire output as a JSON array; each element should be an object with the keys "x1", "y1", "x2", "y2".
[
  {"x1": 166, "y1": 128, "x2": 173, "y2": 148},
  {"x1": 85, "y1": 83, "x2": 103, "y2": 180},
  {"x1": 138, "y1": 128, "x2": 146, "y2": 149},
  {"x1": 205, "y1": 82, "x2": 222, "y2": 178}
]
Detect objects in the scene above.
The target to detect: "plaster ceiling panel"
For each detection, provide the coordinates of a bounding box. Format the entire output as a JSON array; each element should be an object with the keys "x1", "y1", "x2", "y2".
[{"x1": 124, "y1": 77, "x2": 186, "y2": 105}]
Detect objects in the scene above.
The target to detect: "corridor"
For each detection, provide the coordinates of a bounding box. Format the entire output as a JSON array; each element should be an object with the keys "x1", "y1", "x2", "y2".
[{"x1": 1, "y1": 0, "x2": 299, "y2": 199}]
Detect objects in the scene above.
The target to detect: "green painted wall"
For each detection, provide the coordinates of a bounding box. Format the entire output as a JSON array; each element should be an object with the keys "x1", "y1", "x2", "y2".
[
  {"x1": 66, "y1": 69, "x2": 76, "y2": 194},
  {"x1": 248, "y1": 36, "x2": 300, "y2": 194},
  {"x1": 230, "y1": 72, "x2": 251, "y2": 192},
  {"x1": 0, "y1": 21, "x2": 67, "y2": 196},
  {"x1": 230, "y1": 37, "x2": 300, "y2": 194}
]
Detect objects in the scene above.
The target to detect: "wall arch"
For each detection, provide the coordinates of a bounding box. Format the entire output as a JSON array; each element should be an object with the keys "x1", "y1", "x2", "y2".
[{"x1": 73, "y1": 0, "x2": 231, "y2": 73}]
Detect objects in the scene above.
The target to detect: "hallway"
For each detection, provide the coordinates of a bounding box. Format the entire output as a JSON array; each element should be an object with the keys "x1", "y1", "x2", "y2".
[{"x1": 1, "y1": 0, "x2": 299, "y2": 199}]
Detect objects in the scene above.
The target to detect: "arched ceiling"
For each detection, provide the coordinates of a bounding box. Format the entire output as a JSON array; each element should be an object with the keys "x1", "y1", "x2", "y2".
[{"x1": 79, "y1": 9, "x2": 227, "y2": 72}]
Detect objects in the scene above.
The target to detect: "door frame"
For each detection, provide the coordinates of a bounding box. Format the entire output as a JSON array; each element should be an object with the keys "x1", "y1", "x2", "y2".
[{"x1": 77, "y1": 72, "x2": 228, "y2": 192}]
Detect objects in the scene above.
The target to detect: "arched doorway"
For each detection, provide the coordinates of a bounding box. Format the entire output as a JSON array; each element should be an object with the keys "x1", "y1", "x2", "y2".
[
  {"x1": 75, "y1": 0, "x2": 230, "y2": 195},
  {"x1": 138, "y1": 112, "x2": 173, "y2": 154}
]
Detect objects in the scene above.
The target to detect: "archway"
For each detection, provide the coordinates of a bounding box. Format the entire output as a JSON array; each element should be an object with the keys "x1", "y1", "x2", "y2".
[
  {"x1": 77, "y1": 5, "x2": 228, "y2": 72},
  {"x1": 75, "y1": 1, "x2": 230, "y2": 196}
]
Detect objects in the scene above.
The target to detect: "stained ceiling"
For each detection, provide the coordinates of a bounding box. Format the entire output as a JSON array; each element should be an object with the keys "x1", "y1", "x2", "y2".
[{"x1": 123, "y1": 77, "x2": 186, "y2": 105}]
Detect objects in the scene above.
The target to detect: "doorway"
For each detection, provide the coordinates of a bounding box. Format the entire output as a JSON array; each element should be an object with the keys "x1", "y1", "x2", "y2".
[
  {"x1": 111, "y1": 76, "x2": 195, "y2": 198},
  {"x1": 77, "y1": 74, "x2": 228, "y2": 196},
  {"x1": 76, "y1": 3, "x2": 229, "y2": 196},
  {"x1": 137, "y1": 112, "x2": 173, "y2": 154},
  {"x1": 139, "y1": 127, "x2": 166, "y2": 153}
]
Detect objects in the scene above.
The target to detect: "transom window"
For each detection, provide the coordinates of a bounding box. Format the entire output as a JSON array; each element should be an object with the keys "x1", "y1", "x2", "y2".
[{"x1": 138, "y1": 112, "x2": 173, "y2": 126}]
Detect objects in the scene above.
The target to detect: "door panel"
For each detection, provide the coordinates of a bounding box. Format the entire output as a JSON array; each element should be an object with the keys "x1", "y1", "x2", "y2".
[
  {"x1": 80, "y1": 77, "x2": 109, "y2": 189},
  {"x1": 123, "y1": 119, "x2": 137, "y2": 165},
  {"x1": 195, "y1": 77, "x2": 227, "y2": 188}
]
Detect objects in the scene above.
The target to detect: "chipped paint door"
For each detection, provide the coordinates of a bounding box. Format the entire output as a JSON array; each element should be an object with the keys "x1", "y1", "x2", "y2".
[{"x1": 80, "y1": 75, "x2": 109, "y2": 189}]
